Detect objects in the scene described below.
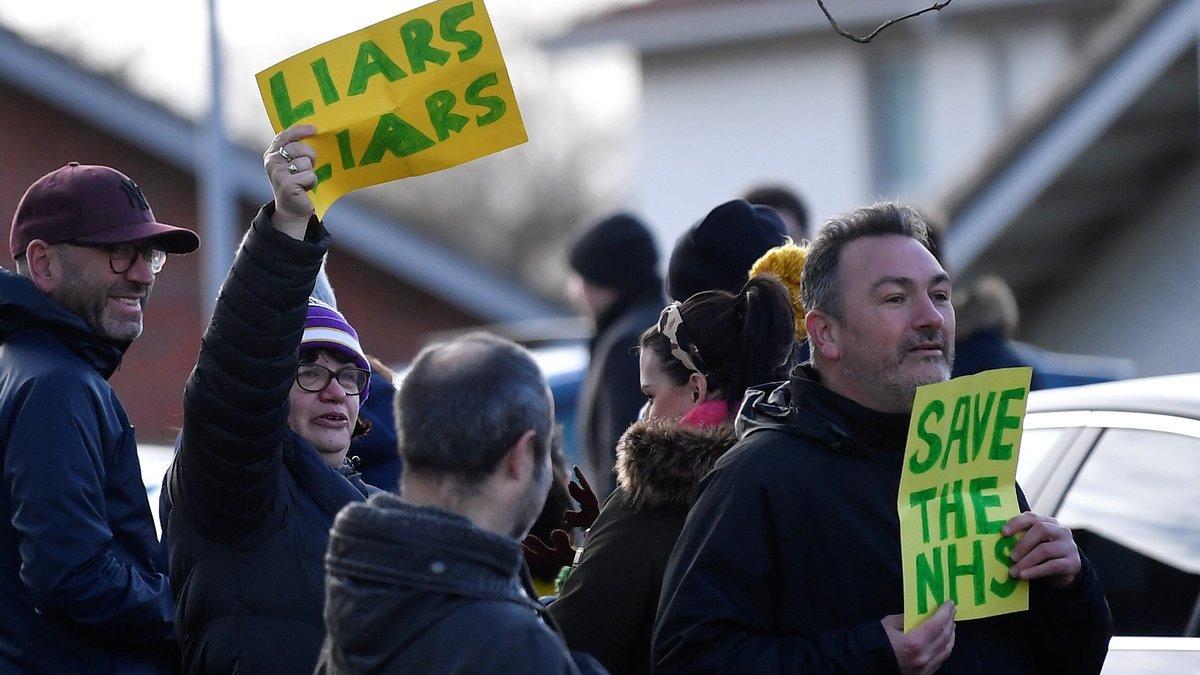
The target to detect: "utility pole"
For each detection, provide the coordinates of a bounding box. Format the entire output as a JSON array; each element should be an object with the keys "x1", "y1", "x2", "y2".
[{"x1": 199, "y1": 0, "x2": 237, "y2": 320}]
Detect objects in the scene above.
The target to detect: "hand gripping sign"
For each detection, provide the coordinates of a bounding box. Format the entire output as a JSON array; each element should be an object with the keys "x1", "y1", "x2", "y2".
[
  {"x1": 255, "y1": 0, "x2": 527, "y2": 218},
  {"x1": 898, "y1": 367, "x2": 1034, "y2": 631}
]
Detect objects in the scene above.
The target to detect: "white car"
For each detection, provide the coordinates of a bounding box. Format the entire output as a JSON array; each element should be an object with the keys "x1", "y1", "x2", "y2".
[{"x1": 1022, "y1": 373, "x2": 1200, "y2": 673}]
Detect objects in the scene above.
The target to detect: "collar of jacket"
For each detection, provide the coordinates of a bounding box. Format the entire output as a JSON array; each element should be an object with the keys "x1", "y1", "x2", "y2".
[
  {"x1": 326, "y1": 493, "x2": 541, "y2": 608},
  {"x1": 737, "y1": 364, "x2": 912, "y2": 468},
  {"x1": 0, "y1": 268, "x2": 128, "y2": 378},
  {"x1": 592, "y1": 287, "x2": 664, "y2": 340},
  {"x1": 282, "y1": 431, "x2": 374, "y2": 518},
  {"x1": 616, "y1": 416, "x2": 738, "y2": 510}
]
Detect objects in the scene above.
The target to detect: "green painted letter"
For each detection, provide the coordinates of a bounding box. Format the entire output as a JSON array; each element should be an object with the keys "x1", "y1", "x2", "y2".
[
  {"x1": 989, "y1": 387, "x2": 1026, "y2": 461},
  {"x1": 310, "y1": 57, "x2": 340, "y2": 105},
  {"x1": 948, "y1": 539, "x2": 986, "y2": 606},
  {"x1": 401, "y1": 19, "x2": 451, "y2": 73},
  {"x1": 464, "y1": 72, "x2": 506, "y2": 126},
  {"x1": 335, "y1": 129, "x2": 355, "y2": 170},
  {"x1": 347, "y1": 40, "x2": 407, "y2": 97},
  {"x1": 970, "y1": 391, "x2": 996, "y2": 460},
  {"x1": 440, "y1": 2, "x2": 483, "y2": 61},
  {"x1": 269, "y1": 71, "x2": 314, "y2": 128},
  {"x1": 359, "y1": 113, "x2": 435, "y2": 165},
  {"x1": 991, "y1": 535, "x2": 1020, "y2": 598},
  {"x1": 910, "y1": 400, "x2": 944, "y2": 474},
  {"x1": 941, "y1": 395, "x2": 971, "y2": 470},
  {"x1": 915, "y1": 547, "x2": 945, "y2": 615},
  {"x1": 909, "y1": 487, "x2": 938, "y2": 544},
  {"x1": 939, "y1": 479, "x2": 968, "y2": 541},
  {"x1": 425, "y1": 90, "x2": 469, "y2": 141},
  {"x1": 969, "y1": 476, "x2": 1004, "y2": 535}
]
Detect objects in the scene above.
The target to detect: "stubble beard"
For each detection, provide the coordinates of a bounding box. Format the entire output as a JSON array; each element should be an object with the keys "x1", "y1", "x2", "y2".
[
  {"x1": 55, "y1": 273, "x2": 149, "y2": 343},
  {"x1": 843, "y1": 329, "x2": 955, "y2": 412}
]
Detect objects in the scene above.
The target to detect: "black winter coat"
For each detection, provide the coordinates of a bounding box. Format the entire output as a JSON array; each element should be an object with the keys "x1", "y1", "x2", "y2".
[
  {"x1": 551, "y1": 417, "x2": 736, "y2": 675},
  {"x1": 317, "y1": 493, "x2": 606, "y2": 674},
  {"x1": 654, "y1": 367, "x2": 1113, "y2": 674},
  {"x1": 579, "y1": 292, "x2": 663, "y2": 496},
  {"x1": 0, "y1": 266, "x2": 175, "y2": 667},
  {"x1": 0, "y1": 269, "x2": 175, "y2": 674},
  {"x1": 162, "y1": 204, "x2": 376, "y2": 674}
]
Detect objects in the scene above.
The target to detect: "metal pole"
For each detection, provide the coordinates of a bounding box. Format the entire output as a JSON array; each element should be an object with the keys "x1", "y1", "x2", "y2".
[{"x1": 199, "y1": 0, "x2": 237, "y2": 321}]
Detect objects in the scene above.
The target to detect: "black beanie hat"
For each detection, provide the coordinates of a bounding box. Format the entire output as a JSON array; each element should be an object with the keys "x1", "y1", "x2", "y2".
[
  {"x1": 667, "y1": 199, "x2": 788, "y2": 301},
  {"x1": 569, "y1": 212, "x2": 661, "y2": 293}
]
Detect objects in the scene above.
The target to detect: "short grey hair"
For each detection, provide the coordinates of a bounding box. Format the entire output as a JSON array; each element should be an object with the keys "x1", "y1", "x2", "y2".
[
  {"x1": 395, "y1": 333, "x2": 553, "y2": 485},
  {"x1": 800, "y1": 201, "x2": 930, "y2": 320}
]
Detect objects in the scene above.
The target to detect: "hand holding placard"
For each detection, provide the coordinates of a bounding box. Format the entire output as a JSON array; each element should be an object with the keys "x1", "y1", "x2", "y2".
[
  {"x1": 882, "y1": 601, "x2": 956, "y2": 675},
  {"x1": 1003, "y1": 511, "x2": 1082, "y2": 588}
]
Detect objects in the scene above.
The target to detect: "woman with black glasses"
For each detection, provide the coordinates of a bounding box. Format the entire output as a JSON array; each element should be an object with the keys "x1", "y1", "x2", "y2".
[{"x1": 160, "y1": 125, "x2": 380, "y2": 674}]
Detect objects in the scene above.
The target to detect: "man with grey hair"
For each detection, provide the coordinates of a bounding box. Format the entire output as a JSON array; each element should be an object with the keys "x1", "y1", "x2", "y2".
[
  {"x1": 654, "y1": 202, "x2": 1111, "y2": 674},
  {"x1": 317, "y1": 333, "x2": 605, "y2": 674}
]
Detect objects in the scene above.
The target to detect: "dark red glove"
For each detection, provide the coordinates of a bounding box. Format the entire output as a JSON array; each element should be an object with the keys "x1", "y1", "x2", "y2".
[{"x1": 562, "y1": 465, "x2": 600, "y2": 531}]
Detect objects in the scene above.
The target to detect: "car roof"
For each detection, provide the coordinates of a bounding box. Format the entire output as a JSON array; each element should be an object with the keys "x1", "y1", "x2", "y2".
[{"x1": 1027, "y1": 372, "x2": 1200, "y2": 420}]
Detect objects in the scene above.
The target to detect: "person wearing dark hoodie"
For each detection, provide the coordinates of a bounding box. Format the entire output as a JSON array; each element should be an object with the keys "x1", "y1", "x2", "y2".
[
  {"x1": 160, "y1": 125, "x2": 380, "y2": 674},
  {"x1": 654, "y1": 202, "x2": 1112, "y2": 674},
  {"x1": 569, "y1": 213, "x2": 664, "y2": 497},
  {"x1": 317, "y1": 333, "x2": 605, "y2": 674},
  {"x1": 549, "y1": 275, "x2": 795, "y2": 675},
  {"x1": 0, "y1": 163, "x2": 199, "y2": 672}
]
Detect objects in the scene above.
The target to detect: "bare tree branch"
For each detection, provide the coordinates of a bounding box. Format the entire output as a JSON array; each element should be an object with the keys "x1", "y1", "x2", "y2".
[{"x1": 816, "y1": 0, "x2": 955, "y2": 44}]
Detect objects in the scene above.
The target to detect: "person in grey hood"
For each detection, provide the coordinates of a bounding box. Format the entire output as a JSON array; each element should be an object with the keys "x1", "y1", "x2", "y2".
[{"x1": 318, "y1": 333, "x2": 606, "y2": 675}]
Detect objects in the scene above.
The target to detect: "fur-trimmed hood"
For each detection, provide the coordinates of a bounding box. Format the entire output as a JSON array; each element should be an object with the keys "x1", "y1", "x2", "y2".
[{"x1": 615, "y1": 417, "x2": 738, "y2": 511}]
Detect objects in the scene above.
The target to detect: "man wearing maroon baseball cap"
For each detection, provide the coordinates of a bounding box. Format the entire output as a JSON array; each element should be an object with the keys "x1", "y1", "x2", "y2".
[{"x1": 0, "y1": 163, "x2": 198, "y2": 673}]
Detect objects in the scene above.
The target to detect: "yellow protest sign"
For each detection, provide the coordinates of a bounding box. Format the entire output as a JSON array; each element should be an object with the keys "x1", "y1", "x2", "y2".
[
  {"x1": 254, "y1": 0, "x2": 527, "y2": 218},
  {"x1": 898, "y1": 367, "x2": 1033, "y2": 631}
]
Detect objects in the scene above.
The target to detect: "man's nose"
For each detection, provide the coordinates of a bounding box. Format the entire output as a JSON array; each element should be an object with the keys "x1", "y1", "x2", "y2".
[
  {"x1": 125, "y1": 253, "x2": 155, "y2": 285},
  {"x1": 913, "y1": 294, "x2": 945, "y2": 331}
]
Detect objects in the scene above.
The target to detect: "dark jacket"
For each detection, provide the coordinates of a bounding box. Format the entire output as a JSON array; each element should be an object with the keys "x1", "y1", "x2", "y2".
[
  {"x1": 551, "y1": 417, "x2": 736, "y2": 675},
  {"x1": 0, "y1": 269, "x2": 175, "y2": 673},
  {"x1": 349, "y1": 372, "x2": 400, "y2": 493},
  {"x1": 653, "y1": 367, "x2": 1113, "y2": 674},
  {"x1": 579, "y1": 291, "x2": 664, "y2": 496},
  {"x1": 161, "y1": 204, "x2": 377, "y2": 674},
  {"x1": 318, "y1": 492, "x2": 605, "y2": 674}
]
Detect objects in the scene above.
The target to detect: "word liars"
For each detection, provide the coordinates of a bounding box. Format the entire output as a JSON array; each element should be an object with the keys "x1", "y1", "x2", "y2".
[{"x1": 266, "y1": 2, "x2": 507, "y2": 182}]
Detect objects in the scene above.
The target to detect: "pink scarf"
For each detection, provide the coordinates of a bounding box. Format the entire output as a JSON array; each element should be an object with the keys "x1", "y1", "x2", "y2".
[{"x1": 679, "y1": 399, "x2": 729, "y2": 428}]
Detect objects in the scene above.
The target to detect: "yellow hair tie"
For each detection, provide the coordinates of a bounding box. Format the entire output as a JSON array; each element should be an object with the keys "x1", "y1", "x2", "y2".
[{"x1": 750, "y1": 242, "x2": 809, "y2": 340}]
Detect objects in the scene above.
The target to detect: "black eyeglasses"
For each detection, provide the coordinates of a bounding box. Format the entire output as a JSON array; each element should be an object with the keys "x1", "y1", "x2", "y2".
[
  {"x1": 73, "y1": 242, "x2": 167, "y2": 275},
  {"x1": 295, "y1": 364, "x2": 370, "y2": 396}
]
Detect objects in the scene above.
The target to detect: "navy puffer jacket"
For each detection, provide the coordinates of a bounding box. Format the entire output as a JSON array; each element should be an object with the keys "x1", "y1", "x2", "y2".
[
  {"x1": 0, "y1": 269, "x2": 175, "y2": 673},
  {"x1": 162, "y1": 204, "x2": 376, "y2": 674}
]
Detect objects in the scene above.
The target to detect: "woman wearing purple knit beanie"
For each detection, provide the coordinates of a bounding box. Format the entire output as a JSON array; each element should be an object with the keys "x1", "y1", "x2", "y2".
[{"x1": 160, "y1": 126, "x2": 381, "y2": 675}]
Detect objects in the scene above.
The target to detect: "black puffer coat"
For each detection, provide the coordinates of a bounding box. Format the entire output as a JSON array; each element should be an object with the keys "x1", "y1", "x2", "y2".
[
  {"x1": 654, "y1": 367, "x2": 1113, "y2": 674},
  {"x1": 0, "y1": 269, "x2": 175, "y2": 673},
  {"x1": 161, "y1": 204, "x2": 377, "y2": 674},
  {"x1": 551, "y1": 417, "x2": 736, "y2": 675}
]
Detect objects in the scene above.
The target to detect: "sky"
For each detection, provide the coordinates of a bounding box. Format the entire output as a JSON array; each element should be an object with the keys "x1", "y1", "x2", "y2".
[{"x1": 0, "y1": 0, "x2": 639, "y2": 148}]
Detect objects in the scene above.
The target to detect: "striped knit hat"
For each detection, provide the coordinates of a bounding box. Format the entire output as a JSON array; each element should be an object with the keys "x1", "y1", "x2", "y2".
[{"x1": 301, "y1": 298, "x2": 371, "y2": 401}]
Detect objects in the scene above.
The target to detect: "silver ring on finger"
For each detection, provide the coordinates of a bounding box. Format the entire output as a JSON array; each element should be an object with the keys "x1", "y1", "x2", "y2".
[
  {"x1": 287, "y1": 162, "x2": 300, "y2": 174},
  {"x1": 279, "y1": 146, "x2": 293, "y2": 162}
]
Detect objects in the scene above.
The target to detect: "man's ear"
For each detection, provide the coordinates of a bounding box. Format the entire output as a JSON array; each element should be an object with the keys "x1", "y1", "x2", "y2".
[
  {"x1": 24, "y1": 240, "x2": 60, "y2": 294},
  {"x1": 502, "y1": 429, "x2": 539, "y2": 480},
  {"x1": 805, "y1": 309, "x2": 841, "y2": 361},
  {"x1": 687, "y1": 372, "x2": 709, "y2": 403}
]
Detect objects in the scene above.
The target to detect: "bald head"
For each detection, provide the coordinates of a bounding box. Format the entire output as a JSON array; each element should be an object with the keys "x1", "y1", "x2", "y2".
[{"x1": 395, "y1": 333, "x2": 553, "y2": 484}]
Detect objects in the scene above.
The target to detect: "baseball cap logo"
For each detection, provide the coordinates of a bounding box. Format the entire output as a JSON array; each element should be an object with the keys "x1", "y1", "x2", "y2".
[{"x1": 121, "y1": 179, "x2": 150, "y2": 211}]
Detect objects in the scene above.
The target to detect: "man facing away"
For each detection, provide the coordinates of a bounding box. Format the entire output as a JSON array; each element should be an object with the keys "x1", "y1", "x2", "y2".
[
  {"x1": 0, "y1": 163, "x2": 199, "y2": 673},
  {"x1": 317, "y1": 333, "x2": 606, "y2": 674},
  {"x1": 653, "y1": 202, "x2": 1112, "y2": 674}
]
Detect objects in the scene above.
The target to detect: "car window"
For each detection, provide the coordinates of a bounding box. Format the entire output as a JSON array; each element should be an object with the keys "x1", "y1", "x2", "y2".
[
  {"x1": 1055, "y1": 428, "x2": 1200, "y2": 636},
  {"x1": 1016, "y1": 427, "x2": 1068, "y2": 485}
]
